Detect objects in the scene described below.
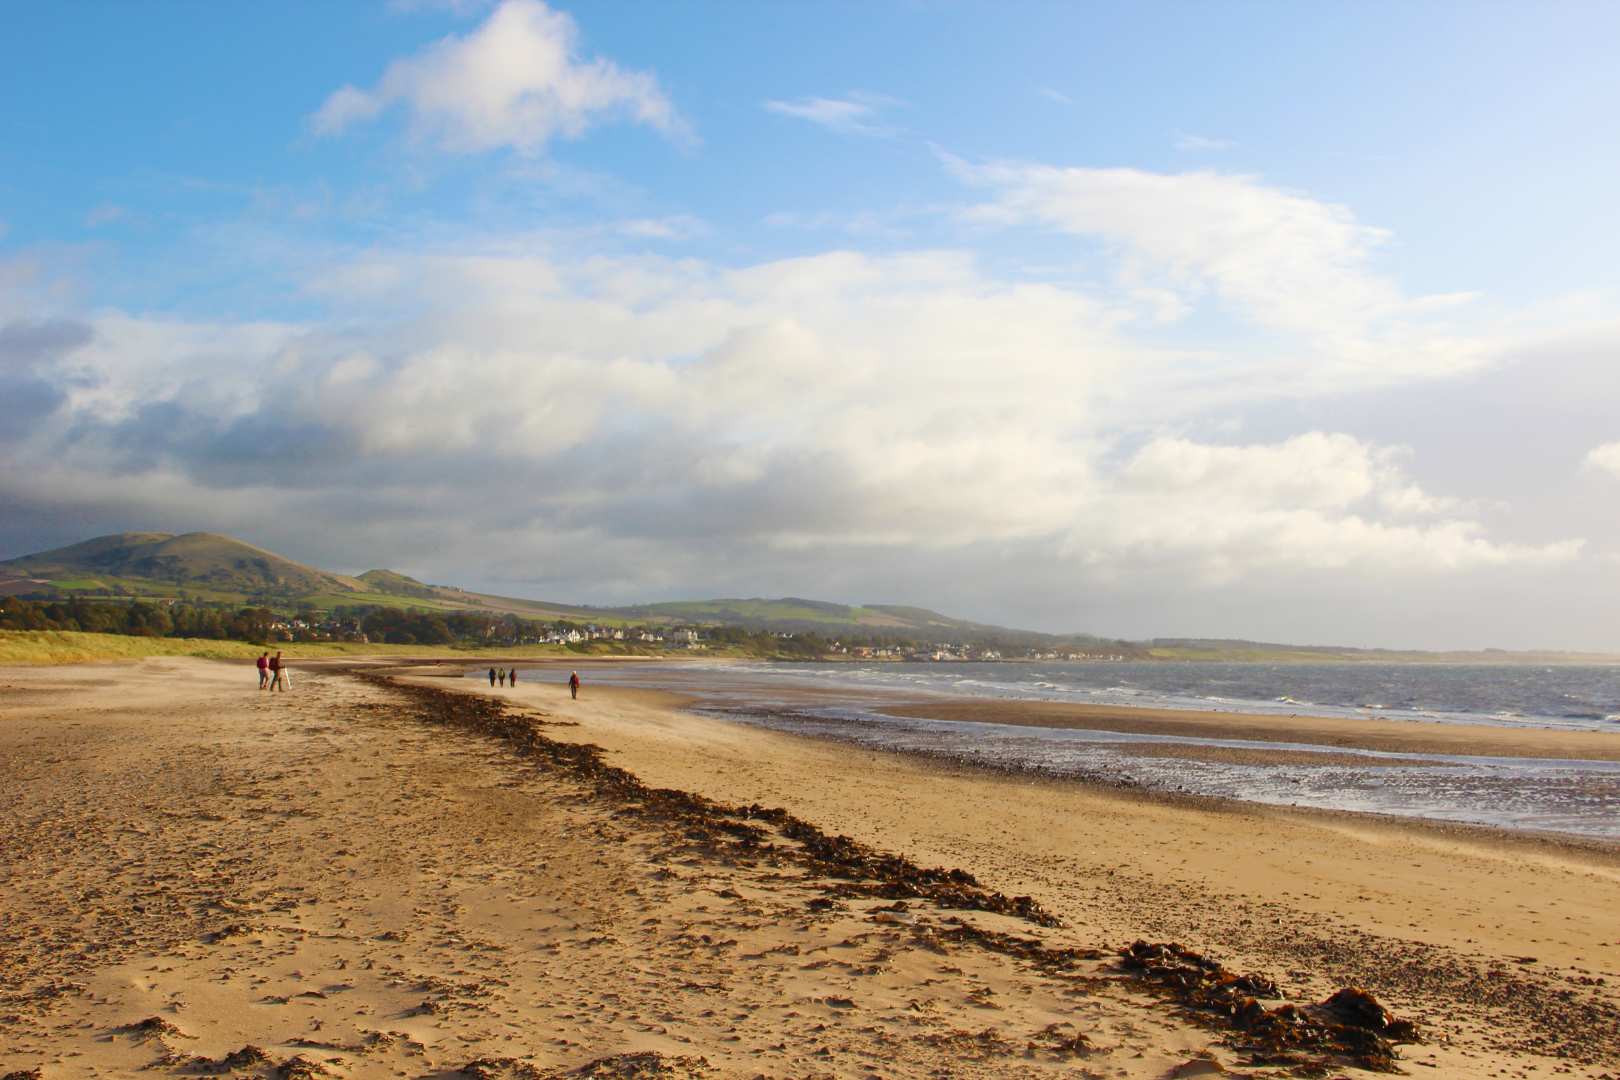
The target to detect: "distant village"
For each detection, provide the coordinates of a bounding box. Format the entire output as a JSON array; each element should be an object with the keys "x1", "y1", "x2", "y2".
[{"x1": 267, "y1": 609, "x2": 1133, "y2": 662}]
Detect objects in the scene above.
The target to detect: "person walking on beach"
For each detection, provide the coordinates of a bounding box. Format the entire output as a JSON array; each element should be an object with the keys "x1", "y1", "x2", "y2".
[
  {"x1": 268, "y1": 651, "x2": 286, "y2": 692},
  {"x1": 498, "y1": 669, "x2": 506, "y2": 687},
  {"x1": 257, "y1": 652, "x2": 270, "y2": 690},
  {"x1": 488, "y1": 667, "x2": 496, "y2": 687},
  {"x1": 568, "y1": 670, "x2": 580, "y2": 700},
  {"x1": 509, "y1": 668, "x2": 518, "y2": 687}
]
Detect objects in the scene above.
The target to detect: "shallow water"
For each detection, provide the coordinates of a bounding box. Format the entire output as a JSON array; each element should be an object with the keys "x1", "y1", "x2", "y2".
[
  {"x1": 504, "y1": 661, "x2": 1620, "y2": 839},
  {"x1": 736, "y1": 660, "x2": 1620, "y2": 731}
]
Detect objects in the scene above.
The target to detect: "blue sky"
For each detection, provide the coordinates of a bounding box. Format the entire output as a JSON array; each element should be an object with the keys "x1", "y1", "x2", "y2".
[
  {"x1": 11, "y1": 2, "x2": 1618, "y2": 308},
  {"x1": 3, "y1": 2, "x2": 1619, "y2": 647}
]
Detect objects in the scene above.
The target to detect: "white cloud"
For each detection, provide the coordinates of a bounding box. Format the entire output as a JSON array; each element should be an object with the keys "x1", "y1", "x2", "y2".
[
  {"x1": 763, "y1": 93, "x2": 900, "y2": 137},
  {"x1": 952, "y1": 157, "x2": 1395, "y2": 336},
  {"x1": 612, "y1": 215, "x2": 707, "y2": 241},
  {"x1": 947, "y1": 155, "x2": 1485, "y2": 384},
  {"x1": 1174, "y1": 132, "x2": 1234, "y2": 152},
  {"x1": 1039, "y1": 88, "x2": 1075, "y2": 106},
  {"x1": 2, "y1": 238, "x2": 1571, "y2": 603},
  {"x1": 84, "y1": 204, "x2": 130, "y2": 228},
  {"x1": 311, "y1": 0, "x2": 686, "y2": 154},
  {"x1": 1095, "y1": 433, "x2": 1539, "y2": 583},
  {"x1": 1585, "y1": 441, "x2": 1620, "y2": 478}
]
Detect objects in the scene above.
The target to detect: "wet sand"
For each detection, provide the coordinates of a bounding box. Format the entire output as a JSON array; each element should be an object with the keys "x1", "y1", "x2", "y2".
[{"x1": 2, "y1": 657, "x2": 1618, "y2": 1078}]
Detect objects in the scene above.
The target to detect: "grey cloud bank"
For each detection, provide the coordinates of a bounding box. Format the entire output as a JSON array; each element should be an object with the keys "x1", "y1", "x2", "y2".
[{"x1": 2, "y1": 206, "x2": 1614, "y2": 649}]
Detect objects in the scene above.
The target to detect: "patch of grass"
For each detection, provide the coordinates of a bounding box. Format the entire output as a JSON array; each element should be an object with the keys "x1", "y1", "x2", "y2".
[
  {"x1": 300, "y1": 590, "x2": 469, "y2": 612},
  {"x1": 0, "y1": 631, "x2": 268, "y2": 664},
  {"x1": 45, "y1": 577, "x2": 109, "y2": 590}
]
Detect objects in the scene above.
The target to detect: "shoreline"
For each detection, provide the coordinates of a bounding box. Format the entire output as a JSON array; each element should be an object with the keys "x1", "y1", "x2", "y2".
[
  {"x1": 553, "y1": 677, "x2": 1620, "y2": 860},
  {"x1": 736, "y1": 706, "x2": 1620, "y2": 858},
  {"x1": 469, "y1": 655, "x2": 1620, "y2": 760},
  {"x1": 402, "y1": 658, "x2": 1620, "y2": 841}
]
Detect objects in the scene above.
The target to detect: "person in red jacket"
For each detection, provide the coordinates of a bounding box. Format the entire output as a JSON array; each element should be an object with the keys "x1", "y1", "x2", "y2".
[
  {"x1": 568, "y1": 670, "x2": 580, "y2": 699},
  {"x1": 257, "y1": 652, "x2": 270, "y2": 690}
]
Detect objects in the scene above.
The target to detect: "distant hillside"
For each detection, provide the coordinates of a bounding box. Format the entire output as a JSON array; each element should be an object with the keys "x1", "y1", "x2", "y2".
[
  {"x1": 1, "y1": 532, "x2": 362, "y2": 599},
  {"x1": 1147, "y1": 638, "x2": 1620, "y2": 664},
  {"x1": 20, "y1": 531, "x2": 1613, "y2": 661},
  {"x1": 357, "y1": 569, "x2": 441, "y2": 600},
  {"x1": 1, "y1": 531, "x2": 1113, "y2": 647},
  {"x1": 619, "y1": 597, "x2": 997, "y2": 640}
]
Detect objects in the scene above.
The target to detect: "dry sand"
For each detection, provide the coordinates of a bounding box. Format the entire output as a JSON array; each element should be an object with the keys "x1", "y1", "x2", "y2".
[{"x1": 2, "y1": 657, "x2": 1618, "y2": 1079}]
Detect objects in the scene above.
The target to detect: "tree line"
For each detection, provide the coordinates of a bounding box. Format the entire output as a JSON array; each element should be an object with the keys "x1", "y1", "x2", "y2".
[
  {"x1": 0, "y1": 596, "x2": 834, "y2": 658},
  {"x1": 0, "y1": 596, "x2": 277, "y2": 640}
]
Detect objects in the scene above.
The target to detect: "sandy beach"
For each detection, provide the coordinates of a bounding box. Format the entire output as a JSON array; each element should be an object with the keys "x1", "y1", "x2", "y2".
[{"x1": 3, "y1": 657, "x2": 1618, "y2": 1078}]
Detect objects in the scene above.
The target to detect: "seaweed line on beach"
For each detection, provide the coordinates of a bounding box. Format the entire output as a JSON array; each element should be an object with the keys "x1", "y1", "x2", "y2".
[
  {"x1": 355, "y1": 670, "x2": 1444, "y2": 1075},
  {"x1": 354, "y1": 670, "x2": 1058, "y2": 928}
]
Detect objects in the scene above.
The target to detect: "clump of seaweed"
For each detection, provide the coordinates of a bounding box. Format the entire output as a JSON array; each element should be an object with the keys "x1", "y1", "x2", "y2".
[
  {"x1": 273, "y1": 1055, "x2": 334, "y2": 1080},
  {"x1": 460, "y1": 1057, "x2": 546, "y2": 1079},
  {"x1": 568, "y1": 1052, "x2": 712, "y2": 1078},
  {"x1": 1120, "y1": 940, "x2": 1418, "y2": 1072},
  {"x1": 171, "y1": 1044, "x2": 272, "y2": 1074},
  {"x1": 113, "y1": 1015, "x2": 188, "y2": 1042}
]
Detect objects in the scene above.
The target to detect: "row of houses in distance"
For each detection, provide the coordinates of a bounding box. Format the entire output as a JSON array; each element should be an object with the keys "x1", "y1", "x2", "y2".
[{"x1": 833, "y1": 642, "x2": 1132, "y2": 662}]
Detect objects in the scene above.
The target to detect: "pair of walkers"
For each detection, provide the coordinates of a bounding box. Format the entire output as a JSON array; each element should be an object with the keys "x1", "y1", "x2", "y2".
[{"x1": 256, "y1": 650, "x2": 289, "y2": 692}]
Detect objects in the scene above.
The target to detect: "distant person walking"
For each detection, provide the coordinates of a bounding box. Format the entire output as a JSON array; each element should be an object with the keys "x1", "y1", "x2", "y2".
[
  {"x1": 498, "y1": 669, "x2": 506, "y2": 687},
  {"x1": 488, "y1": 667, "x2": 497, "y2": 687},
  {"x1": 268, "y1": 651, "x2": 286, "y2": 692},
  {"x1": 508, "y1": 668, "x2": 518, "y2": 687},
  {"x1": 568, "y1": 670, "x2": 580, "y2": 700},
  {"x1": 257, "y1": 652, "x2": 270, "y2": 690}
]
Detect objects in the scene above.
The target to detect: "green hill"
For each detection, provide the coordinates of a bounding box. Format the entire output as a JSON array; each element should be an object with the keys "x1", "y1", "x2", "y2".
[
  {"x1": 1, "y1": 532, "x2": 362, "y2": 599},
  {"x1": 357, "y1": 569, "x2": 442, "y2": 600}
]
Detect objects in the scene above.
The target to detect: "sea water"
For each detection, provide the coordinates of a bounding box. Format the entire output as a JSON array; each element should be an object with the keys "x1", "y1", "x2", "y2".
[
  {"x1": 505, "y1": 661, "x2": 1620, "y2": 839},
  {"x1": 731, "y1": 660, "x2": 1620, "y2": 731}
]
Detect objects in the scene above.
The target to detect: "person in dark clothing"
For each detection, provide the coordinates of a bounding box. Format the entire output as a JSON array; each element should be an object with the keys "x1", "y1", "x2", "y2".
[
  {"x1": 509, "y1": 668, "x2": 518, "y2": 687},
  {"x1": 568, "y1": 670, "x2": 580, "y2": 699},
  {"x1": 488, "y1": 667, "x2": 497, "y2": 687},
  {"x1": 268, "y1": 651, "x2": 286, "y2": 692}
]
